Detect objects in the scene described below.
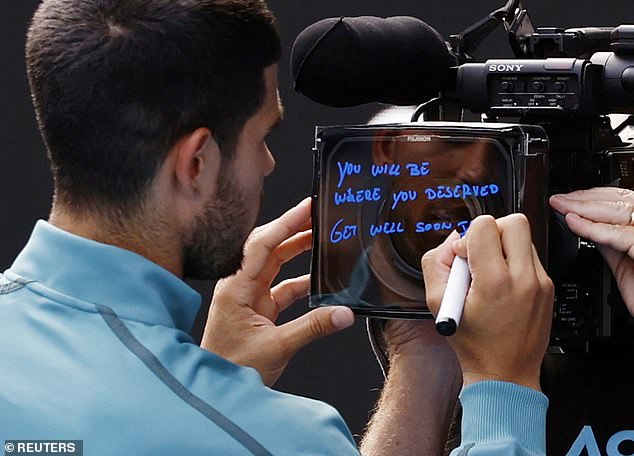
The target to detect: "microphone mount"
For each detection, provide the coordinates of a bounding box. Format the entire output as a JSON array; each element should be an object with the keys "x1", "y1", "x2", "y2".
[{"x1": 449, "y1": 0, "x2": 532, "y2": 63}]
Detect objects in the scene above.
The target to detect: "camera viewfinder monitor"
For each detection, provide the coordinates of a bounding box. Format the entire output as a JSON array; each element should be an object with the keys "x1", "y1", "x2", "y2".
[{"x1": 310, "y1": 122, "x2": 548, "y2": 318}]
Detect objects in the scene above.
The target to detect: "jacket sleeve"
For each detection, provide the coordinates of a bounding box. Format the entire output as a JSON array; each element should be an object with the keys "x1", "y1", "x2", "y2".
[{"x1": 450, "y1": 381, "x2": 549, "y2": 456}]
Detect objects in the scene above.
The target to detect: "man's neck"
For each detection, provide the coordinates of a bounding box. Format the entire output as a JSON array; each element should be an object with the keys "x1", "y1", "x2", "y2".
[{"x1": 48, "y1": 204, "x2": 184, "y2": 278}]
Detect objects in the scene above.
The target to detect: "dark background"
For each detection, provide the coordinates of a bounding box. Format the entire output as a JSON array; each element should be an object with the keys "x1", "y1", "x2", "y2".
[{"x1": 1, "y1": 0, "x2": 633, "y2": 447}]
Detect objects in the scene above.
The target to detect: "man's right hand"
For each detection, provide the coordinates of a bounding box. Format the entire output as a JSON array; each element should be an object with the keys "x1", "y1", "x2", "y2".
[{"x1": 422, "y1": 214, "x2": 554, "y2": 391}]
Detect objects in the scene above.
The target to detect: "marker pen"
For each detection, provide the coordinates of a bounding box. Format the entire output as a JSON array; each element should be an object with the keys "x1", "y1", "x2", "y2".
[{"x1": 435, "y1": 255, "x2": 471, "y2": 336}]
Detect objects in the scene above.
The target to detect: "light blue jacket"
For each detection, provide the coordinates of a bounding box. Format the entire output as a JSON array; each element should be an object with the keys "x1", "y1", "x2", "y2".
[
  {"x1": 453, "y1": 381, "x2": 548, "y2": 455},
  {"x1": 0, "y1": 221, "x2": 357, "y2": 455},
  {"x1": 0, "y1": 221, "x2": 547, "y2": 455}
]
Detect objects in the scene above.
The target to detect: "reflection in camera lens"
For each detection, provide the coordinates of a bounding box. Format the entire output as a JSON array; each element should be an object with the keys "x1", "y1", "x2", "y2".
[
  {"x1": 389, "y1": 196, "x2": 483, "y2": 272},
  {"x1": 313, "y1": 124, "x2": 522, "y2": 317}
]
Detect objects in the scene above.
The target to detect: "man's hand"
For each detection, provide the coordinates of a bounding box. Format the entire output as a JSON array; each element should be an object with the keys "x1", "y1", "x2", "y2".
[
  {"x1": 201, "y1": 198, "x2": 355, "y2": 386},
  {"x1": 422, "y1": 214, "x2": 554, "y2": 391},
  {"x1": 550, "y1": 187, "x2": 634, "y2": 314}
]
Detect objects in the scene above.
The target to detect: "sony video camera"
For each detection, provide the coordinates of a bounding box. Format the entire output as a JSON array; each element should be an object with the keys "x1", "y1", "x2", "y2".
[{"x1": 292, "y1": 0, "x2": 634, "y2": 349}]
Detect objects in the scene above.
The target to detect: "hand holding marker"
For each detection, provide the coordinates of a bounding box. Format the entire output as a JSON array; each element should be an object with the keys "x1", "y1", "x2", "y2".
[{"x1": 435, "y1": 232, "x2": 471, "y2": 337}]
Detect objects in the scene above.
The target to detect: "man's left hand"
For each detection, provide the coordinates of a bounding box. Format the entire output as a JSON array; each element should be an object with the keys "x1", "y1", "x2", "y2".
[{"x1": 201, "y1": 198, "x2": 355, "y2": 386}]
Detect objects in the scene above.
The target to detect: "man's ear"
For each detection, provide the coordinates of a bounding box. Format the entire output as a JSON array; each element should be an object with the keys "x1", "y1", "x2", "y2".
[
  {"x1": 372, "y1": 129, "x2": 400, "y2": 165},
  {"x1": 169, "y1": 127, "x2": 222, "y2": 199}
]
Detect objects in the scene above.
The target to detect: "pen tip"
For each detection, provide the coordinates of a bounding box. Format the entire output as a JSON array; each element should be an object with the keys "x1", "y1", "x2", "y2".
[{"x1": 436, "y1": 319, "x2": 457, "y2": 337}]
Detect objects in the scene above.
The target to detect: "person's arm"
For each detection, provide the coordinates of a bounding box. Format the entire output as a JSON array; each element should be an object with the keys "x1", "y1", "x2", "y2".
[
  {"x1": 550, "y1": 188, "x2": 634, "y2": 313},
  {"x1": 423, "y1": 214, "x2": 554, "y2": 455},
  {"x1": 201, "y1": 198, "x2": 355, "y2": 387},
  {"x1": 205, "y1": 198, "x2": 464, "y2": 455},
  {"x1": 359, "y1": 319, "x2": 462, "y2": 456}
]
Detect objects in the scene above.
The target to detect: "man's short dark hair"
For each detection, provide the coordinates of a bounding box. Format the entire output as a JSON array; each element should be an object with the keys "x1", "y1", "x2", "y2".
[{"x1": 26, "y1": 0, "x2": 281, "y2": 214}]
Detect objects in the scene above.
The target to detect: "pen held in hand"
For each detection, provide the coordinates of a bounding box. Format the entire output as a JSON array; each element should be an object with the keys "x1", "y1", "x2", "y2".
[{"x1": 435, "y1": 256, "x2": 471, "y2": 336}]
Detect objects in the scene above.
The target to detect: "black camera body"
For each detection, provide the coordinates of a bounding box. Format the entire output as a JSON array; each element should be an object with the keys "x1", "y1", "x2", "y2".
[
  {"x1": 307, "y1": 1, "x2": 634, "y2": 349},
  {"x1": 455, "y1": 47, "x2": 634, "y2": 348}
]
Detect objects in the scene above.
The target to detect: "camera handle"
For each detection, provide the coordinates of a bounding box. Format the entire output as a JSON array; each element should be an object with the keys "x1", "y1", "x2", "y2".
[{"x1": 448, "y1": 0, "x2": 528, "y2": 63}]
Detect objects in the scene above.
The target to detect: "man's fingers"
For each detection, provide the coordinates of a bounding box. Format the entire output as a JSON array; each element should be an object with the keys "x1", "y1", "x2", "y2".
[
  {"x1": 550, "y1": 192, "x2": 634, "y2": 226},
  {"x1": 276, "y1": 307, "x2": 355, "y2": 356},
  {"x1": 422, "y1": 230, "x2": 460, "y2": 315},
  {"x1": 565, "y1": 213, "x2": 634, "y2": 258},
  {"x1": 422, "y1": 229, "x2": 460, "y2": 273},
  {"x1": 551, "y1": 187, "x2": 634, "y2": 203},
  {"x1": 256, "y1": 230, "x2": 312, "y2": 286},
  {"x1": 269, "y1": 274, "x2": 310, "y2": 316},
  {"x1": 464, "y1": 215, "x2": 506, "y2": 279},
  {"x1": 241, "y1": 198, "x2": 311, "y2": 280},
  {"x1": 497, "y1": 214, "x2": 535, "y2": 276}
]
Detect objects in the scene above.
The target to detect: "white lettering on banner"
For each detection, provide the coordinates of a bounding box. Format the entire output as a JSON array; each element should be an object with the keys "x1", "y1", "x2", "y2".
[{"x1": 565, "y1": 426, "x2": 634, "y2": 456}]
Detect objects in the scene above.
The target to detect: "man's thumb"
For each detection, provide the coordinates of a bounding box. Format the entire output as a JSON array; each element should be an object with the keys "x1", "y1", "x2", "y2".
[{"x1": 280, "y1": 306, "x2": 355, "y2": 354}]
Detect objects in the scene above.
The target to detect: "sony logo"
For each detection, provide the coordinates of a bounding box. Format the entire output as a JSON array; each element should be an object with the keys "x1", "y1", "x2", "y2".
[{"x1": 488, "y1": 64, "x2": 525, "y2": 72}]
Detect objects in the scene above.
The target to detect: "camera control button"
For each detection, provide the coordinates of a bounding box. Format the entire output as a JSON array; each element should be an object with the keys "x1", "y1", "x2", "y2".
[
  {"x1": 532, "y1": 81, "x2": 546, "y2": 93},
  {"x1": 500, "y1": 81, "x2": 515, "y2": 92},
  {"x1": 554, "y1": 81, "x2": 567, "y2": 92}
]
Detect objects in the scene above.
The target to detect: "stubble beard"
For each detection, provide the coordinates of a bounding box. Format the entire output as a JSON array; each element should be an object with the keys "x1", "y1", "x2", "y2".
[{"x1": 181, "y1": 166, "x2": 253, "y2": 281}]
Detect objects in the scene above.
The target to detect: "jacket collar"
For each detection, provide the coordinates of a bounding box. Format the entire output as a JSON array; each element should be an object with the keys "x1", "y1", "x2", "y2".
[{"x1": 8, "y1": 220, "x2": 202, "y2": 332}]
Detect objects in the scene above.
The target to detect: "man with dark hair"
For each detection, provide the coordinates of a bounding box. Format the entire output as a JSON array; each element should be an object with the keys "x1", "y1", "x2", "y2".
[
  {"x1": 0, "y1": 0, "x2": 555, "y2": 454},
  {"x1": 4, "y1": 1, "x2": 363, "y2": 453}
]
